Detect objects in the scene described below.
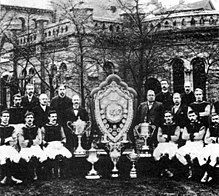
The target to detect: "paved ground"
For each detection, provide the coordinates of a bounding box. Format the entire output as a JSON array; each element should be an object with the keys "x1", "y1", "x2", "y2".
[{"x1": 0, "y1": 176, "x2": 218, "y2": 196}]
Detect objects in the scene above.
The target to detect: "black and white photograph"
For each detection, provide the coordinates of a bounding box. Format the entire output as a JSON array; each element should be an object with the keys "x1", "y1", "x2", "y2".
[{"x1": 0, "y1": 0, "x2": 219, "y2": 195}]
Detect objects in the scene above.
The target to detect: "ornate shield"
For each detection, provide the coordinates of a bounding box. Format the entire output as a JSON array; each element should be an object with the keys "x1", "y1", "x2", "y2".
[{"x1": 90, "y1": 74, "x2": 137, "y2": 143}]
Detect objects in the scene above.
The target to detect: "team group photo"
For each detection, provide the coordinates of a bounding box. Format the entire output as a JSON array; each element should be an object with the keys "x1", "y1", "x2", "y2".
[{"x1": 1, "y1": 0, "x2": 219, "y2": 195}]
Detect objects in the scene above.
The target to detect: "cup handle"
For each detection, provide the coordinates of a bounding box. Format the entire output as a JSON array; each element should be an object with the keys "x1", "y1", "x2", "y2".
[
  {"x1": 134, "y1": 124, "x2": 140, "y2": 136},
  {"x1": 67, "y1": 121, "x2": 75, "y2": 134}
]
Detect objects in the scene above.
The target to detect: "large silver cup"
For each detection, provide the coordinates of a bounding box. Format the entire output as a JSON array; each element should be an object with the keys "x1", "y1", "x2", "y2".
[
  {"x1": 135, "y1": 122, "x2": 155, "y2": 157},
  {"x1": 67, "y1": 117, "x2": 91, "y2": 157},
  {"x1": 85, "y1": 144, "x2": 100, "y2": 179},
  {"x1": 136, "y1": 122, "x2": 150, "y2": 150}
]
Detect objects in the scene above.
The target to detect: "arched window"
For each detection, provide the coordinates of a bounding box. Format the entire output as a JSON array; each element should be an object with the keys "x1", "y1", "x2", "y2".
[
  {"x1": 171, "y1": 58, "x2": 185, "y2": 93},
  {"x1": 191, "y1": 17, "x2": 196, "y2": 26},
  {"x1": 32, "y1": 19, "x2": 37, "y2": 29},
  {"x1": 157, "y1": 23, "x2": 161, "y2": 29},
  {"x1": 103, "y1": 61, "x2": 115, "y2": 75},
  {"x1": 29, "y1": 67, "x2": 35, "y2": 75},
  {"x1": 61, "y1": 27, "x2": 64, "y2": 33},
  {"x1": 109, "y1": 25, "x2": 113, "y2": 32},
  {"x1": 209, "y1": 16, "x2": 214, "y2": 25},
  {"x1": 102, "y1": 23, "x2": 106, "y2": 30},
  {"x1": 164, "y1": 21, "x2": 169, "y2": 27},
  {"x1": 182, "y1": 18, "x2": 186, "y2": 26},
  {"x1": 200, "y1": 16, "x2": 205, "y2": 25},
  {"x1": 191, "y1": 57, "x2": 206, "y2": 98},
  {"x1": 59, "y1": 62, "x2": 67, "y2": 72},
  {"x1": 19, "y1": 17, "x2": 25, "y2": 31}
]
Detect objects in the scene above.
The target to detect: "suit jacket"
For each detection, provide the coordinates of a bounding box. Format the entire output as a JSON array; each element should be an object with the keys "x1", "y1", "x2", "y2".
[
  {"x1": 135, "y1": 101, "x2": 164, "y2": 127},
  {"x1": 50, "y1": 96, "x2": 73, "y2": 126},
  {"x1": 181, "y1": 91, "x2": 195, "y2": 106},
  {"x1": 65, "y1": 106, "x2": 89, "y2": 150},
  {"x1": 171, "y1": 104, "x2": 188, "y2": 128},
  {"x1": 33, "y1": 105, "x2": 51, "y2": 128},
  {"x1": 65, "y1": 106, "x2": 89, "y2": 123},
  {"x1": 8, "y1": 106, "x2": 26, "y2": 124},
  {"x1": 155, "y1": 91, "x2": 173, "y2": 111},
  {"x1": 21, "y1": 95, "x2": 39, "y2": 113}
]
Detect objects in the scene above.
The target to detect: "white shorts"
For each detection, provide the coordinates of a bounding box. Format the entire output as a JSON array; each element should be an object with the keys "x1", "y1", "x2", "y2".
[
  {"x1": 153, "y1": 142, "x2": 178, "y2": 161},
  {"x1": 43, "y1": 141, "x2": 72, "y2": 159},
  {"x1": 0, "y1": 145, "x2": 21, "y2": 165},
  {"x1": 20, "y1": 145, "x2": 47, "y2": 163},
  {"x1": 197, "y1": 143, "x2": 219, "y2": 167},
  {"x1": 176, "y1": 141, "x2": 204, "y2": 165}
]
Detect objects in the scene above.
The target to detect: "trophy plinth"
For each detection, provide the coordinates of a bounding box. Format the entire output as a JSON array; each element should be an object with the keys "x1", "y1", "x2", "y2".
[
  {"x1": 85, "y1": 144, "x2": 100, "y2": 180},
  {"x1": 67, "y1": 118, "x2": 91, "y2": 157},
  {"x1": 127, "y1": 149, "x2": 140, "y2": 178}
]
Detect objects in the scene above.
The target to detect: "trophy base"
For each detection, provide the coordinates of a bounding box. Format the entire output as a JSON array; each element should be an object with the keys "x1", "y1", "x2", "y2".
[
  {"x1": 74, "y1": 148, "x2": 87, "y2": 157},
  {"x1": 74, "y1": 152, "x2": 87, "y2": 157},
  {"x1": 139, "y1": 151, "x2": 152, "y2": 158},
  {"x1": 130, "y1": 172, "x2": 137, "y2": 178},
  {"x1": 85, "y1": 175, "x2": 101, "y2": 180},
  {"x1": 111, "y1": 173, "x2": 119, "y2": 178}
]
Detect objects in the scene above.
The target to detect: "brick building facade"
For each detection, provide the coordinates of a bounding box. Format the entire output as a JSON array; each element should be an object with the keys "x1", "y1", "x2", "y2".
[{"x1": 1, "y1": 0, "x2": 219, "y2": 110}]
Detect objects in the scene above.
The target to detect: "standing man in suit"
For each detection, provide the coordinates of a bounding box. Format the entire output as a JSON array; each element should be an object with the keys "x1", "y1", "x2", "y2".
[
  {"x1": 181, "y1": 81, "x2": 195, "y2": 106},
  {"x1": 171, "y1": 93, "x2": 188, "y2": 147},
  {"x1": 21, "y1": 83, "x2": 39, "y2": 113},
  {"x1": 33, "y1": 94, "x2": 50, "y2": 128},
  {"x1": 156, "y1": 79, "x2": 173, "y2": 111},
  {"x1": 135, "y1": 89, "x2": 164, "y2": 148},
  {"x1": 50, "y1": 84, "x2": 72, "y2": 127},
  {"x1": 171, "y1": 93, "x2": 188, "y2": 129},
  {"x1": 65, "y1": 94, "x2": 89, "y2": 151}
]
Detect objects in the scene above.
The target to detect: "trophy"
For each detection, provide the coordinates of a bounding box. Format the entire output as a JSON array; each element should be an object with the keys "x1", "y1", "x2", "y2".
[
  {"x1": 127, "y1": 149, "x2": 140, "y2": 178},
  {"x1": 67, "y1": 117, "x2": 91, "y2": 157},
  {"x1": 85, "y1": 143, "x2": 100, "y2": 179},
  {"x1": 135, "y1": 122, "x2": 155, "y2": 157},
  {"x1": 109, "y1": 143, "x2": 121, "y2": 178}
]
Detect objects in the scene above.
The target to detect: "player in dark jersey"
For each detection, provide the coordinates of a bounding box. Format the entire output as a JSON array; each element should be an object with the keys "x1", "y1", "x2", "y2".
[
  {"x1": 153, "y1": 110, "x2": 180, "y2": 178},
  {"x1": 176, "y1": 110, "x2": 206, "y2": 179},
  {"x1": 0, "y1": 110, "x2": 22, "y2": 185},
  {"x1": 188, "y1": 88, "x2": 213, "y2": 128},
  {"x1": 19, "y1": 112, "x2": 47, "y2": 181},
  {"x1": 42, "y1": 110, "x2": 72, "y2": 178},
  {"x1": 197, "y1": 113, "x2": 219, "y2": 183}
]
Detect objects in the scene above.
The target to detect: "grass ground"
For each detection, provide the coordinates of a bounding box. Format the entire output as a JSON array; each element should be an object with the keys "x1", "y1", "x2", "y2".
[{"x1": 0, "y1": 176, "x2": 218, "y2": 196}]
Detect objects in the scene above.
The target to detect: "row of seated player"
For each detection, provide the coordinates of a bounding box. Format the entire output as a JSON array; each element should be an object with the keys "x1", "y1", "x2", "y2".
[
  {"x1": 139, "y1": 110, "x2": 219, "y2": 183},
  {"x1": 1, "y1": 108, "x2": 219, "y2": 185}
]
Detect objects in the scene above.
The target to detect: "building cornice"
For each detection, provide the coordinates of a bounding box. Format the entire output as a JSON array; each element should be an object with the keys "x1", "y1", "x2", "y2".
[{"x1": 1, "y1": 4, "x2": 54, "y2": 14}]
